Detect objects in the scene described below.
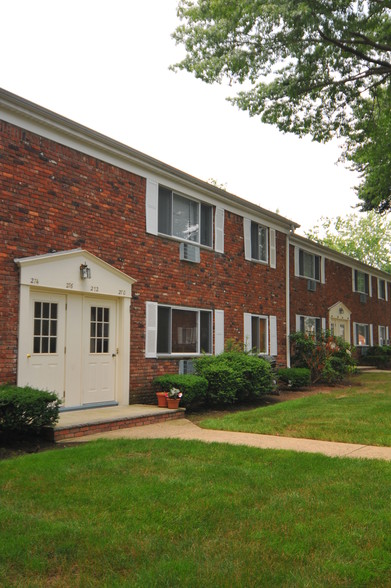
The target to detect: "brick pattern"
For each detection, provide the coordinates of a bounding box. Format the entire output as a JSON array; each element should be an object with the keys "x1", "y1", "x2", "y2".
[
  {"x1": 0, "y1": 121, "x2": 287, "y2": 403},
  {"x1": 53, "y1": 409, "x2": 185, "y2": 441},
  {"x1": 289, "y1": 250, "x2": 391, "y2": 343}
]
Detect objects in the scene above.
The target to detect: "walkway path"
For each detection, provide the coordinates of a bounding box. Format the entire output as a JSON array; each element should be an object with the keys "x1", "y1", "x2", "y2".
[{"x1": 63, "y1": 417, "x2": 391, "y2": 461}]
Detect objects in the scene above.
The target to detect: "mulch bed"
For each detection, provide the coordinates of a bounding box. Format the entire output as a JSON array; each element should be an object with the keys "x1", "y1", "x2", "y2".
[{"x1": 0, "y1": 432, "x2": 74, "y2": 461}]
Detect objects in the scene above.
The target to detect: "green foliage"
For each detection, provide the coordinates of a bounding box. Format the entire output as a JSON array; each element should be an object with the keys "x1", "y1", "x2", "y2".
[
  {"x1": 277, "y1": 368, "x2": 311, "y2": 390},
  {"x1": 0, "y1": 385, "x2": 60, "y2": 433},
  {"x1": 290, "y1": 331, "x2": 356, "y2": 385},
  {"x1": 306, "y1": 212, "x2": 391, "y2": 273},
  {"x1": 153, "y1": 374, "x2": 208, "y2": 408},
  {"x1": 194, "y1": 351, "x2": 274, "y2": 405},
  {"x1": 172, "y1": 1, "x2": 391, "y2": 212},
  {"x1": 363, "y1": 346, "x2": 391, "y2": 369}
]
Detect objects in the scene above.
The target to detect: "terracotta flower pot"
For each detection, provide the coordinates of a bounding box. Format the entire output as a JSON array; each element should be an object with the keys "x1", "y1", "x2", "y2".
[
  {"x1": 167, "y1": 397, "x2": 180, "y2": 409},
  {"x1": 156, "y1": 392, "x2": 168, "y2": 408}
]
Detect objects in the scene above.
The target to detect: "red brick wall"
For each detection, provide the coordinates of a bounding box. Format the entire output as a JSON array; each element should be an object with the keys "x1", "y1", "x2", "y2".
[
  {"x1": 0, "y1": 120, "x2": 288, "y2": 402},
  {"x1": 289, "y1": 246, "x2": 391, "y2": 343}
]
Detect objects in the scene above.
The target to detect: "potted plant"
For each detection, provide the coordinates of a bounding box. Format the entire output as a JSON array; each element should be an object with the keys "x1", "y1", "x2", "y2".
[
  {"x1": 156, "y1": 391, "x2": 168, "y2": 408},
  {"x1": 166, "y1": 387, "x2": 183, "y2": 409}
]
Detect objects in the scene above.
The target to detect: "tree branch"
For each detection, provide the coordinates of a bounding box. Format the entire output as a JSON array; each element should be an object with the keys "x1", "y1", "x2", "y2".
[{"x1": 318, "y1": 29, "x2": 391, "y2": 71}]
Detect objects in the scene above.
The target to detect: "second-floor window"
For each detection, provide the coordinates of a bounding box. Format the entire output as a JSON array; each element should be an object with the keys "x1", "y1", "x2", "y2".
[
  {"x1": 251, "y1": 222, "x2": 268, "y2": 263},
  {"x1": 158, "y1": 186, "x2": 213, "y2": 247},
  {"x1": 378, "y1": 279, "x2": 387, "y2": 300},
  {"x1": 354, "y1": 270, "x2": 369, "y2": 295},
  {"x1": 298, "y1": 249, "x2": 320, "y2": 281}
]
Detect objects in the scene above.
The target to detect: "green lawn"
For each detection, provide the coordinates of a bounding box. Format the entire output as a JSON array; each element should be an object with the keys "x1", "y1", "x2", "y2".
[
  {"x1": 200, "y1": 372, "x2": 391, "y2": 446},
  {"x1": 1, "y1": 439, "x2": 391, "y2": 587}
]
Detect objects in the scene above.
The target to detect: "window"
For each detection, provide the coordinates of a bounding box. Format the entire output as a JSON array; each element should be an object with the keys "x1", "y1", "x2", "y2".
[
  {"x1": 378, "y1": 279, "x2": 387, "y2": 300},
  {"x1": 158, "y1": 186, "x2": 212, "y2": 246},
  {"x1": 355, "y1": 323, "x2": 370, "y2": 346},
  {"x1": 297, "y1": 315, "x2": 321, "y2": 336},
  {"x1": 157, "y1": 305, "x2": 212, "y2": 355},
  {"x1": 379, "y1": 326, "x2": 388, "y2": 346},
  {"x1": 251, "y1": 315, "x2": 268, "y2": 354},
  {"x1": 298, "y1": 249, "x2": 320, "y2": 281},
  {"x1": 354, "y1": 270, "x2": 369, "y2": 295},
  {"x1": 90, "y1": 306, "x2": 110, "y2": 354},
  {"x1": 33, "y1": 301, "x2": 58, "y2": 354},
  {"x1": 251, "y1": 222, "x2": 268, "y2": 263}
]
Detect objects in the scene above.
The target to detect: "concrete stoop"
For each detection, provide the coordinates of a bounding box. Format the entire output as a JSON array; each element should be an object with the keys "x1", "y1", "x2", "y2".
[{"x1": 53, "y1": 405, "x2": 186, "y2": 441}]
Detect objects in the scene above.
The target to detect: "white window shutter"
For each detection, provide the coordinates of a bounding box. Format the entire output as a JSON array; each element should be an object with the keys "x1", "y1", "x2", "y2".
[
  {"x1": 145, "y1": 302, "x2": 158, "y2": 358},
  {"x1": 215, "y1": 207, "x2": 225, "y2": 253},
  {"x1": 296, "y1": 315, "x2": 301, "y2": 332},
  {"x1": 269, "y1": 229, "x2": 276, "y2": 269},
  {"x1": 270, "y1": 315, "x2": 277, "y2": 356},
  {"x1": 322, "y1": 318, "x2": 326, "y2": 331},
  {"x1": 352, "y1": 268, "x2": 355, "y2": 292},
  {"x1": 145, "y1": 178, "x2": 158, "y2": 235},
  {"x1": 294, "y1": 247, "x2": 300, "y2": 277},
  {"x1": 321, "y1": 257, "x2": 325, "y2": 284},
  {"x1": 214, "y1": 310, "x2": 224, "y2": 355},
  {"x1": 243, "y1": 218, "x2": 252, "y2": 261},
  {"x1": 244, "y1": 313, "x2": 252, "y2": 351},
  {"x1": 370, "y1": 324, "x2": 373, "y2": 345}
]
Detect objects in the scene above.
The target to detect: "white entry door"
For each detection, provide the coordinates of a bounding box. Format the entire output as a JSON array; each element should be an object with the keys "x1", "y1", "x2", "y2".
[
  {"x1": 23, "y1": 293, "x2": 66, "y2": 399},
  {"x1": 82, "y1": 299, "x2": 117, "y2": 405}
]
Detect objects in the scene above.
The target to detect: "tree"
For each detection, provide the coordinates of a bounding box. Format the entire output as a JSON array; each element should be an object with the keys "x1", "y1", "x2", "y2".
[
  {"x1": 305, "y1": 211, "x2": 391, "y2": 273},
  {"x1": 172, "y1": 1, "x2": 391, "y2": 211}
]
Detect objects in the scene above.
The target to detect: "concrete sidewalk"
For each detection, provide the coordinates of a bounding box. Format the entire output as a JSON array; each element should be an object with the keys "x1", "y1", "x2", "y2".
[{"x1": 62, "y1": 417, "x2": 391, "y2": 461}]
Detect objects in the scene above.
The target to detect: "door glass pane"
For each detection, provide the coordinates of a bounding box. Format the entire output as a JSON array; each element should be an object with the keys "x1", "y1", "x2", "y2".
[
  {"x1": 90, "y1": 306, "x2": 110, "y2": 354},
  {"x1": 33, "y1": 301, "x2": 58, "y2": 354}
]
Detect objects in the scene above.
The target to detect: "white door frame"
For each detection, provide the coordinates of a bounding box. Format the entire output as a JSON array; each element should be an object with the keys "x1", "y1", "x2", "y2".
[{"x1": 15, "y1": 249, "x2": 135, "y2": 407}]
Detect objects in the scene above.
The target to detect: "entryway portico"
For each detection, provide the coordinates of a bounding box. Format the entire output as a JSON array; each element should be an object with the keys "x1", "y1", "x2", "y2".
[{"x1": 15, "y1": 249, "x2": 135, "y2": 409}]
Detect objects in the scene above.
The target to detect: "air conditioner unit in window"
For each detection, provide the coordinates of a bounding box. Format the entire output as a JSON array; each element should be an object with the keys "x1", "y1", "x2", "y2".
[
  {"x1": 360, "y1": 293, "x2": 367, "y2": 303},
  {"x1": 307, "y1": 279, "x2": 316, "y2": 292},
  {"x1": 179, "y1": 359, "x2": 195, "y2": 375},
  {"x1": 179, "y1": 242, "x2": 200, "y2": 263}
]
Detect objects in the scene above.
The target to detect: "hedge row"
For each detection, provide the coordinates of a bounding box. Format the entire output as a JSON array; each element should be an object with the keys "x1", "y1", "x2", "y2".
[
  {"x1": 154, "y1": 351, "x2": 274, "y2": 408},
  {"x1": 0, "y1": 386, "x2": 61, "y2": 434}
]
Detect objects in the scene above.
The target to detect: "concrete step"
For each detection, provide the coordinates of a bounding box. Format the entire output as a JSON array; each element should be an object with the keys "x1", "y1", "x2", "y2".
[{"x1": 52, "y1": 405, "x2": 186, "y2": 441}]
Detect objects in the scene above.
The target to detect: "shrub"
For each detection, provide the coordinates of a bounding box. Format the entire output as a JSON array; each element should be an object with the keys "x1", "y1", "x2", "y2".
[
  {"x1": 277, "y1": 368, "x2": 311, "y2": 390},
  {"x1": 153, "y1": 374, "x2": 208, "y2": 408},
  {"x1": 194, "y1": 351, "x2": 274, "y2": 406},
  {"x1": 290, "y1": 331, "x2": 356, "y2": 385},
  {"x1": 362, "y1": 346, "x2": 391, "y2": 369},
  {"x1": 0, "y1": 386, "x2": 61, "y2": 434}
]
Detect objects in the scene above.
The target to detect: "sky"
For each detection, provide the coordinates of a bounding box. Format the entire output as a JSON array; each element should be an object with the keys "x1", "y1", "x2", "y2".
[{"x1": 1, "y1": 0, "x2": 361, "y2": 233}]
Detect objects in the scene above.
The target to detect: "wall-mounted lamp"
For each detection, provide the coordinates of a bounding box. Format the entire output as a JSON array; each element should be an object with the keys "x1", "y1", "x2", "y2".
[{"x1": 80, "y1": 263, "x2": 91, "y2": 280}]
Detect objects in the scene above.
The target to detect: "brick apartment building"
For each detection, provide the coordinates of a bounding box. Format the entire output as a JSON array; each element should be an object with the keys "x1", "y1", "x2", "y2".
[{"x1": 1, "y1": 89, "x2": 390, "y2": 408}]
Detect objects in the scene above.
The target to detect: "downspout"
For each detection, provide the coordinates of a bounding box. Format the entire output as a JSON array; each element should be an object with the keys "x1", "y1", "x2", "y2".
[{"x1": 286, "y1": 231, "x2": 291, "y2": 367}]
